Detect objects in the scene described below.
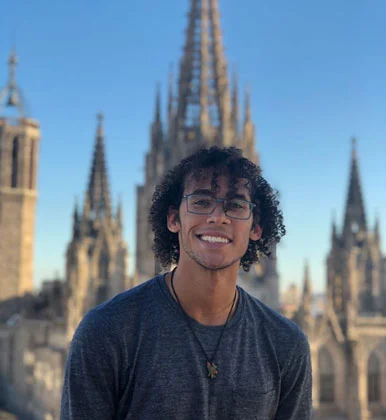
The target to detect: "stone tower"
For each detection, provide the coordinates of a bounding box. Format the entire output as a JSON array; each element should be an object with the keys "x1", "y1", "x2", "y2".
[
  {"x1": 294, "y1": 140, "x2": 386, "y2": 419},
  {"x1": 0, "y1": 51, "x2": 40, "y2": 301},
  {"x1": 136, "y1": 0, "x2": 280, "y2": 309},
  {"x1": 66, "y1": 114, "x2": 129, "y2": 341},
  {"x1": 327, "y1": 138, "x2": 384, "y2": 318}
]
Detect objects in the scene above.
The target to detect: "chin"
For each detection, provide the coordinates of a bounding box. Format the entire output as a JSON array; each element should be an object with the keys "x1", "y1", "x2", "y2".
[{"x1": 196, "y1": 258, "x2": 238, "y2": 272}]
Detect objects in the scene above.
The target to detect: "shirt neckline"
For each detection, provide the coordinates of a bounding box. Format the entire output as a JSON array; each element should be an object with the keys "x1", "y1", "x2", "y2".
[{"x1": 157, "y1": 272, "x2": 245, "y2": 332}]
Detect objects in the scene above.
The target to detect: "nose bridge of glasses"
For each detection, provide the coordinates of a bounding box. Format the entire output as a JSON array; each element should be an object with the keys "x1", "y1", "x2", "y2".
[{"x1": 211, "y1": 197, "x2": 228, "y2": 215}]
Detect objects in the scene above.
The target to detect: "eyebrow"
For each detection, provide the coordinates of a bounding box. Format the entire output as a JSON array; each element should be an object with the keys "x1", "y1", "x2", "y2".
[
  {"x1": 230, "y1": 193, "x2": 250, "y2": 201},
  {"x1": 189, "y1": 188, "x2": 215, "y2": 196},
  {"x1": 189, "y1": 189, "x2": 250, "y2": 201}
]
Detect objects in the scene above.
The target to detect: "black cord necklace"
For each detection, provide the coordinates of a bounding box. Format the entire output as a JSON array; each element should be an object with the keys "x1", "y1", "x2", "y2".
[{"x1": 170, "y1": 268, "x2": 238, "y2": 379}]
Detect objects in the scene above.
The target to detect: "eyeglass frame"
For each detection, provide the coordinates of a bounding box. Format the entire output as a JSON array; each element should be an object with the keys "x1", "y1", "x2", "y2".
[{"x1": 182, "y1": 193, "x2": 256, "y2": 220}]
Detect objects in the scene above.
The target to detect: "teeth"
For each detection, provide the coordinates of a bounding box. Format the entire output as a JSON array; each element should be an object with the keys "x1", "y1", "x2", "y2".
[{"x1": 200, "y1": 235, "x2": 229, "y2": 243}]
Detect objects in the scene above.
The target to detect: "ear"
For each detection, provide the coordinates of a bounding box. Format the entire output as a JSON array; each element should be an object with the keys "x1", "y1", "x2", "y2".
[
  {"x1": 249, "y1": 224, "x2": 262, "y2": 241},
  {"x1": 167, "y1": 207, "x2": 181, "y2": 233}
]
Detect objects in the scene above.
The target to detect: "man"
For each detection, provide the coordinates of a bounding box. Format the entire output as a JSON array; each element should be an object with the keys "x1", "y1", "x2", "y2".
[{"x1": 61, "y1": 146, "x2": 312, "y2": 419}]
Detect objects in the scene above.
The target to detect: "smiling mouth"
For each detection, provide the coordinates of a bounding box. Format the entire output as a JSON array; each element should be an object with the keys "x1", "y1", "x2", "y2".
[{"x1": 196, "y1": 235, "x2": 231, "y2": 244}]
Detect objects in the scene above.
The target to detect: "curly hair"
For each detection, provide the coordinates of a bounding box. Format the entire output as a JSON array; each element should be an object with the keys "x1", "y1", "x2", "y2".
[{"x1": 149, "y1": 146, "x2": 285, "y2": 272}]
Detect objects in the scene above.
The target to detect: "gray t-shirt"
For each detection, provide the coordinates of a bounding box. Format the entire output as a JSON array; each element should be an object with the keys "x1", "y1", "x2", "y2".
[{"x1": 61, "y1": 275, "x2": 312, "y2": 419}]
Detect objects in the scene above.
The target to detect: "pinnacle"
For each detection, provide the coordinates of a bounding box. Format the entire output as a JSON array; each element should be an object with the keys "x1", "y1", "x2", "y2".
[
  {"x1": 86, "y1": 113, "x2": 112, "y2": 221},
  {"x1": 343, "y1": 137, "x2": 367, "y2": 238},
  {"x1": 175, "y1": 0, "x2": 231, "y2": 141}
]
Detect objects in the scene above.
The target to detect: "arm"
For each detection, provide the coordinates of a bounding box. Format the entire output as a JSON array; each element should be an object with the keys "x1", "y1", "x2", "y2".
[
  {"x1": 275, "y1": 332, "x2": 313, "y2": 420},
  {"x1": 60, "y1": 309, "x2": 121, "y2": 420}
]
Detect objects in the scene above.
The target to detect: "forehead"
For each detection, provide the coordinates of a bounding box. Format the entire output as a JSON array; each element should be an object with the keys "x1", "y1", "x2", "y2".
[{"x1": 184, "y1": 173, "x2": 251, "y2": 197}]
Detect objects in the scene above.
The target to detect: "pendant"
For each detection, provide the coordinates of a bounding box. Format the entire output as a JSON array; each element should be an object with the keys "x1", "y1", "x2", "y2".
[{"x1": 207, "y1": 361, "x2": 219, "y2": 379}]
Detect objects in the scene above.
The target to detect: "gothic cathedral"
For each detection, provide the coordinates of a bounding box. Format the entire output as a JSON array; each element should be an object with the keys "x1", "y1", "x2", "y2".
[
  {"x1": 295, "y1": 140, "x2": 386, "y2": 420},
  {"x1": 65, "y1": 114, "x2": 129, "y2": 341},
  {"x1": 0, "y1": 51, "x2": 40, "y2": 301},
  {"x1": 136, "y1": 0, "x2": 280, "y2": 309}
]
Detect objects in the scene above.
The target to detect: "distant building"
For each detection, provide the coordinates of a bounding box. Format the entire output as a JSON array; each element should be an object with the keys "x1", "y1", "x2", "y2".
[
  {"x1": 136, "y1": 0, "x2": 280, "y2": 310},
  {"x1": 312, "y1": 292, "x2": 326, "y2": 316},
  {"x1": 0, "y1": 275, "x2": 66, "y2": 419},
  {"x1": 294, "y1": 140, "x2": 386, "y2": 420},
  {"x1": 0, "y1": 52, "x2": 130, "y2": 417},
  {"x1": 65, "y1": 114, "x2": 130, "y2": 342},
  {"x1": 281, "y1": 281, "x2": 301, "y2": 318},
  {"x1": 0, "y1": 51, "x2": 40, "y2": 301}
]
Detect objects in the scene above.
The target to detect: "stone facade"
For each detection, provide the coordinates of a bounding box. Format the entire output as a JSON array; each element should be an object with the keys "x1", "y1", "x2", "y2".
[
  {"x1": 65, "y1": 114, "x2": 130, "y2": 342},
  {"x1": 0, "y1": 281, "x2": 67, "y2": 419},
  {"x1": 0, "y1": 54, "x2": 130, "y2": 417},
  {"x1": 136, "y1": 0, "x2": 280, "y2": 310},
  {"x1": 0, "y1": 52, "x2": 40, "y2": 301},
  {"x1": 0, "y1": 115, "x2": 131, "y2": 418},
  {"x1": 294, "y1": 141, "x2": 386, "y2": 420},
  {"x1": 281, "y1": 281, "x2": 301, "y2": 319}
]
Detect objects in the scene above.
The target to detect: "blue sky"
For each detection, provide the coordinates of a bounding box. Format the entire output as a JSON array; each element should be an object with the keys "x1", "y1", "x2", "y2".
[{"x1": 1, "y1": 0, "x2": 385, "y2": 294}]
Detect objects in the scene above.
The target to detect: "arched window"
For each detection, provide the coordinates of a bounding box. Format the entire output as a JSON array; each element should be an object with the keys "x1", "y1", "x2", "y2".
[
  {"x1": 11, "y1": 137, "x2": 19, "y2": 188},
  {"x1": 319, "y1": 347, "x2": 335, "y2": 403},
  {"x1": 367, "y1": 352, "x2": 380, "y2": 402},
  {"x1": 29, "y1": 140, "x2": 35, "y2": 189}
]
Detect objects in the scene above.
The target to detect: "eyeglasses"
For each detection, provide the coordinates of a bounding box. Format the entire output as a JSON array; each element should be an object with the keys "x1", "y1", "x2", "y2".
[{"x1": 182, "y1": 193, "x2": 256, "y2": 220}]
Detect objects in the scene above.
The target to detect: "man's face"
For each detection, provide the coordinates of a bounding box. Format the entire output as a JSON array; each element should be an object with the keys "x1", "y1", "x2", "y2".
[{"x1": 167, "y1": 173, "x2": 262, "y2": 271}]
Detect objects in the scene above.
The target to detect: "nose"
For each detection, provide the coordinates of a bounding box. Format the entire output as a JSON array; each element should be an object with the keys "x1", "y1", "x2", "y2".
[{"x1": 206, "y1": 201, "x2": 230, "y2": 224}]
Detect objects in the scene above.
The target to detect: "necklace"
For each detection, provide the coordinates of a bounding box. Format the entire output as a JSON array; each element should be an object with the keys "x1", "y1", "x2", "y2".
[{"x1": 170, "y1": 268, "x2": 238, "y2": 379}]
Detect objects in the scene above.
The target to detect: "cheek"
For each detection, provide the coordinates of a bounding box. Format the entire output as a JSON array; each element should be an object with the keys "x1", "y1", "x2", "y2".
[
  {"x1": 234, "y1": 225, "x2": 253, "y2": 244},
  {"x1": 179, "y1": 222, "x2": 192, "y2": 241}
]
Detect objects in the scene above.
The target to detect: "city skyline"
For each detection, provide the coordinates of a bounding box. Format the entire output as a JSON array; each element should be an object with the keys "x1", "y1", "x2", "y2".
[{"x1": 1, "y1": 0, "x2": 386, "y2": 294}]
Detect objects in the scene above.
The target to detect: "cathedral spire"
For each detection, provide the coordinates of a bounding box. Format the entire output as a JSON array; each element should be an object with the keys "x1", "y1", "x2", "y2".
[
  {"x1": 244, "y1": 85, "x2": 252, "y2": 123},
  {"x1": 73, "y1": 196, "x2": 79, "y2": 222},
  {"x1": 73, "y1": 197, "x2": 80, "y2": 238},
  {"x1": 0, "y1": 49, "x2": 26, "y2": 117},
  {"x1": 175, "y1": 0, "x2": 232, "y2": 145},
  {"x1": 151, "y1": 84, "x2": 164, "y2": 151},
  {"x1": 343, "y1": 137, "x2": 367, "y2": 241},
  {"x1": 295, "y1": 260, "x2": 313, "y2": 334},
  {"x1": 155, "y1": 83, "x2": 161, "y2": 123},
  {"x1": 374, "y1": 213, "x2": 380, "y2": 243},
  {"x1": 117, "y1": 195, "x2": 123, "y2": 231},
  {"x1": 241, "y1": 85, "x2": 258, "y2": 163},
  {"x1": 231, "y1": 69, "x2": 239, "y2": 133},
  {"x1": 331, "y1": 210, "x2": 337, "y2": 242},
  {"x1": 83, "y1": 193, "x2": 90, "y2": 219},
  {"x1": 97, "y1": 111, "x2": 104, "y2": 137},
  {"x1": 168, "y1": 65, "x2": 174, "y2": 120},
  {"x1": 86, "y1": 113, "x2": 112, "y2": 220},
  {"x1": 302, "y1": 260, "x2": 312, "y2": 309}
]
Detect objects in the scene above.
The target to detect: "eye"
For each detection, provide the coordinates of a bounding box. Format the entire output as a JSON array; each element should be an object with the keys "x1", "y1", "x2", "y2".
[
  {"x1": 191, "y1": 196, "x2": 213, "y2": 207},
  {"x1": 196, "y1": 200, "x2": 211, "y2": 206},
  {"x1": 228, "y1": 200, "x2": 247, "y2": 210}
]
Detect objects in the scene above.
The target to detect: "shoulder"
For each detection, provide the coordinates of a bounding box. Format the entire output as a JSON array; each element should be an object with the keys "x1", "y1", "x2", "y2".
[
  {"x1": 73, "y1": 276, "x2": 163, "y2": 342},
  {"x1": 242, "y1": 288, "x2": 305, "y2": 338},
  {"x1": 241, "y1": 288, "x2": 309, "y2": 361},
  {"x1": 97, "y1": 275, "x2": 162, "y2": 317}
]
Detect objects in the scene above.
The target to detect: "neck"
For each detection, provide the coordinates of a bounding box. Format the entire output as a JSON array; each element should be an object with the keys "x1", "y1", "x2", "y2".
[{"x1": 167, "y1": 264, "x2": 239, "y2": 326}]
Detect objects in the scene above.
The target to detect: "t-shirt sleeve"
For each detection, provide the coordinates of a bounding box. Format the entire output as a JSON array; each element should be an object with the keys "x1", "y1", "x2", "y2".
[
  {"x1": 60, "y1": 309, "x2": 121, "y2": 420},
  {"x1": 275, "y1": 331, "x2": 313, "y2": 420}
]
